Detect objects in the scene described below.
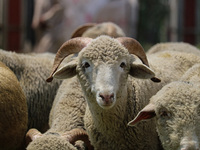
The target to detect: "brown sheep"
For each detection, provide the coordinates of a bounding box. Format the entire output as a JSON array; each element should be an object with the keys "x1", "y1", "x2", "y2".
[{"x1": 0, "y1": 61, "x2": 28, "y2": 150}]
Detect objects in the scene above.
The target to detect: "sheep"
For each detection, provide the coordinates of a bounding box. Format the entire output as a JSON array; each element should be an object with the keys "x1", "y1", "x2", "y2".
[
  {"x1": 25, "y1": 22, "x2": 126, "y2": 149},
  {"x1": 26, "y1": 22, "x2": 126, "y2": 149},
  {"x1": 26, "y1": 76, "x2": 93, "y2": 150},
  {"x1": 128, "y1": 63, "x2": 200, "y2": 150},
  {"x1": 71, "y1": 22, "x2": 126, "y2": 39},
  {"x1": 0, "y1": 49, "x2": 63, "y2": 132},
  {"x1": 0, "y1": 61, "x2": 28, "y2": 150},
  {"x1": 147, "y1": 42, "x2": 200, "y2": 56},
  {"x1": 45, "y1": 35, "x2": 200, "y2": 149}
]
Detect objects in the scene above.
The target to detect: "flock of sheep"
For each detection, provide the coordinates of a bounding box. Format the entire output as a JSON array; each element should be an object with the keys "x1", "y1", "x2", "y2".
[{"x1": 1, "y1": 22, "x2": 200, "y2": 150}]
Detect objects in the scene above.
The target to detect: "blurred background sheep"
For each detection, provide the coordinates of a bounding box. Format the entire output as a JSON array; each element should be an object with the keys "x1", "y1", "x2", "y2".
[
  {"x1": 147, "y1": 42, "x2": 200, "y2": 55},
  {"x1": 71, "y1": 22, "x2": 126, "y2": 39}
]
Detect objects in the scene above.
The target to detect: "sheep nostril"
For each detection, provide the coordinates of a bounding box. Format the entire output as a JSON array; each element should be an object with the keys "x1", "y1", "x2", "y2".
[
  {"x1": 110, "y1": 93, "x2": 114, "y2": 99},
  {"x1": 99, "y1": 94, "x2": 104, "y2": 100},
  {"x1": 99, "y1": 93, "x2": 114, "y2": 103}
]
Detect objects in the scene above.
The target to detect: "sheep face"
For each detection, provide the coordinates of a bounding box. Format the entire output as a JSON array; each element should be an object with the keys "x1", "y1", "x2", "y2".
[
  {"x1": 78, "y1": 55, "x2": 130, "y2": 109},
  {"x1": 53, "y1": 36, "x2": 155, "y2": 109},
  {"x1": 128, "y1": 82, "x2": 200, "y2": 150}
]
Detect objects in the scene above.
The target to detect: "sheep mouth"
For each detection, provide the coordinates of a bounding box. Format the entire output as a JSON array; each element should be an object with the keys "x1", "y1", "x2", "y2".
[
  {"x1": 100, "y1": 102, "x2": 114, "y2": 107},
  {"x1": 98, "y1": 102, "x2": 115, "y2": 109}
]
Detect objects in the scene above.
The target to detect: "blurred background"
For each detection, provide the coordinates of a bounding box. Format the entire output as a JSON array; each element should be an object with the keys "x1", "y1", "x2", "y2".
[{"x1": 0, "y1": 0, "x2": 199, "y2": 53}]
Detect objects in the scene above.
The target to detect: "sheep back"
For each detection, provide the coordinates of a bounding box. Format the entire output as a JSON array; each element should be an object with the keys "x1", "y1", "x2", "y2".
[
  {"x1": 49, "y1": 77, "x2": 86, "y2": 132},
  {"x1": 0, "y1": 61, "x2": 28, "y2": 150},
  {"x1": 147, "y1": 42, "x2": 200, "y2": 56}
]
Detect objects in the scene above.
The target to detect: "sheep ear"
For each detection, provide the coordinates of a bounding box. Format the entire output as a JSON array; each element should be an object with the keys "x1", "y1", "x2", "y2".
[
  {"x1": 129, "y1": 63, "x2": 155, "y2": 79},
  {"x1": 128, "y1": 103, "x2": 156, "y2": 126},
  {"x1": 53, "y1": 59, "x2": 77, "y2": 79}
]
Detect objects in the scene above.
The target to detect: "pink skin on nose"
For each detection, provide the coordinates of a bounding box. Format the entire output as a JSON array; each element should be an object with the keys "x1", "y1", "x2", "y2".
[{"x1": 99, "y1": 93, "x2": 114, "y2": 105}]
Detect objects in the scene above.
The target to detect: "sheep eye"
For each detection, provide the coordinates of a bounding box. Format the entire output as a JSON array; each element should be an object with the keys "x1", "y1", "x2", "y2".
[
  {"x1": 83, "y1": 62, "x2": 90, "y2": 68},
  {"x1": 120, "y1": 62, "x2": 126, "y2": 68},
  {"x1": 160, "y1": 111, "x2": 168, "y2": 117},
  {"x1": 159, "y1": 110, "x2": 171, "y2": 119}
]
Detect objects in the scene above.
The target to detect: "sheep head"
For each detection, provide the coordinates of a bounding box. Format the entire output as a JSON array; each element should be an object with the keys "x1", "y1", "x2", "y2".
[
  {"x1": 128, "y1": 81, "x2": 200, "y2": 150},
  {"x1": 47, "y1": 36, "x2": 160, "y2": 109}
]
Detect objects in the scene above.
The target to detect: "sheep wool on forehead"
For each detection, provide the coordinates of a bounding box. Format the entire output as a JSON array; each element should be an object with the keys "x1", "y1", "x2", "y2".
[{"x1": 81, "y1": 36, "x2": 129, "y2": 62}]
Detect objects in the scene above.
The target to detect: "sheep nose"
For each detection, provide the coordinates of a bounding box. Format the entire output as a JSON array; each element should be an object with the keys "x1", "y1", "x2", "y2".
[{"x1": 99, "y1": 93, "x2": 114, "y2": 104}]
